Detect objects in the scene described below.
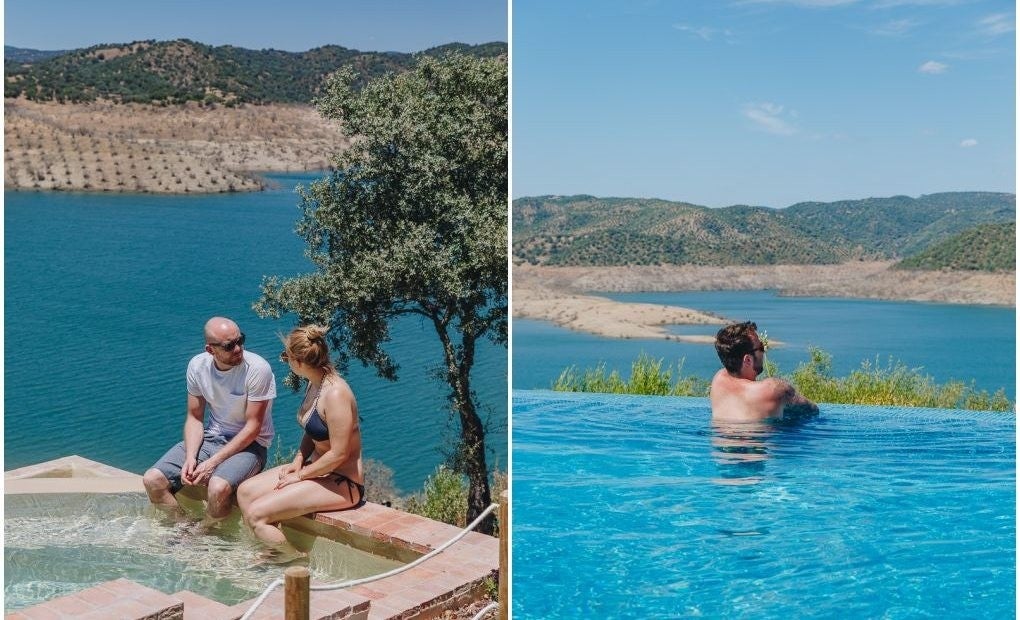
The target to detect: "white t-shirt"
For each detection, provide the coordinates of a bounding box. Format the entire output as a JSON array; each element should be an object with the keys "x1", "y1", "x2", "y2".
[{"x1": 185, "y1": 351, "x2": 276, "y2": 447}]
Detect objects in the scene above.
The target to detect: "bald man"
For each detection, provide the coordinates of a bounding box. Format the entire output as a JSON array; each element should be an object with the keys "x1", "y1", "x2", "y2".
[
  {"x1": 143, "y1": 317, "x2": 277, "y2": 520},
  {"x1": 710, "y1": 321, "x2": 818, "y2": 422}
]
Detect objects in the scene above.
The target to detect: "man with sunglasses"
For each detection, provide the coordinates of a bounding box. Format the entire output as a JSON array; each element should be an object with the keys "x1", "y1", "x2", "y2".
[
  {"x1": 710, "y1": 321, "x2": 817, "y2": 422},
  {"x1": 143, "y1": 317, "x2": 277, "y2": 521}
]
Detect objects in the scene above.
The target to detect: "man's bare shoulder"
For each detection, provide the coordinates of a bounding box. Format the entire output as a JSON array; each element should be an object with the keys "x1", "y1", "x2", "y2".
[{"x1": 756, "y1": 377, "x2": 795, "y2": 398}]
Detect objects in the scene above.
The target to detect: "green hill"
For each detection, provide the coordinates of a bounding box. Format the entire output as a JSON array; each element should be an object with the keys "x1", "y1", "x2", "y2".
[
  {"x1": 513, "y1": 193, "x2": 1015, "y2": 267},
  {"x1": 4, "y1": 39, "x2": 507, "y2": 105},
  {"x1": 894, "y1": 222, "x2": 1016, "y2": 272}
]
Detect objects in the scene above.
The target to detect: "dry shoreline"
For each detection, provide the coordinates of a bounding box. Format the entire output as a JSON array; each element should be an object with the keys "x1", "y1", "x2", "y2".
[
  {"x1": 4, "y1": 99, "x2": 349, "y2": 193},
  {"x1": 513, "y1": 262, "x2": 1015, "y2": 340}
]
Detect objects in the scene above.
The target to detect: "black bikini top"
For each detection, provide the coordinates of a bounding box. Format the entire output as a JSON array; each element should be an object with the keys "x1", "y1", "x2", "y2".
[{"x1": 298, "y1": 386, "x2": 330, "y2": 441}]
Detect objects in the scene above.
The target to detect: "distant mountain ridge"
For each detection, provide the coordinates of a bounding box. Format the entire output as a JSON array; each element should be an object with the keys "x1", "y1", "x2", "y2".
[
  {"x1": 4, "y1": 39, "x2": 507, "y2": 105},
  {"x1": 512, "y1": 192, "x2": 1015, "y2": 270},
  {"x1": 4, "y1": 46, "x2": 69, "y2": 63},
  {"x1": 893, "y1": 222, "x2": 1015, "y2": 272}
]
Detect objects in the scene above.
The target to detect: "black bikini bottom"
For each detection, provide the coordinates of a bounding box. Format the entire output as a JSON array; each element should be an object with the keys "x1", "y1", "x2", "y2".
[{"x1": 329, "y1": 472, "x2": 365, "y2": 507}]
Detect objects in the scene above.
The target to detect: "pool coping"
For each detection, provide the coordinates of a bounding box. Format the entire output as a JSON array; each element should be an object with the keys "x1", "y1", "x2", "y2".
[{"x1": 4, "y1": 456, "x2": 499, "y2": 620}]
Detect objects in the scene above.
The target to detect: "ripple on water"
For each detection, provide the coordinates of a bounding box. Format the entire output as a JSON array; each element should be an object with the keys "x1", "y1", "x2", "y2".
[{"x1": 3, "y1": 493, "x2": 401, "y2": 610}]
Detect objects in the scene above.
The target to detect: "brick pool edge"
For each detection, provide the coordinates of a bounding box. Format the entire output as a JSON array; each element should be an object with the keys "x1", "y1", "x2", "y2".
[{"x1": 4, "y1": 455, "x2": 498, "y2": 620}]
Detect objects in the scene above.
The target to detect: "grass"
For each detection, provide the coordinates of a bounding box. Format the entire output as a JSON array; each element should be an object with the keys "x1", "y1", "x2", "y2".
[
  {"x1": 552, "y1": 353, "x2": 710, "y2": 397},
  {"x1": 551, "y1": 348, "x2": 1014, "y2": 412},
  {"x1": 788, "y1": 347, "x2": 1013, "y2": 412}
]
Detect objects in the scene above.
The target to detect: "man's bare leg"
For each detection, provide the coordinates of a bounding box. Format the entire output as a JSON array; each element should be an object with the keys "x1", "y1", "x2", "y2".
[
  {"x1": 142, "y1": 468, "x2": 185, "y2": 518},
  {"x1": 201, "y1": 476, "x2": 235, "y2": 525}
]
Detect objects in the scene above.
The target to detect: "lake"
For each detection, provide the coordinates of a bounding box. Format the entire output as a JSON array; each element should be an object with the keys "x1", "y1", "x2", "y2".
[
  {"x1": 512, "y1": 290, "x2": 1015, "y2": 398},
  {"x1": 4, "y1": 173, "x2": 508, "y2": 493}
]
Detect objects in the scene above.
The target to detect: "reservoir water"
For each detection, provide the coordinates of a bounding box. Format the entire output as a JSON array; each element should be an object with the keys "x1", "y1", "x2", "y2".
[
  {"x1": 512, "y1": 290, "x2": 1015, "y2": 398},
  {"x1": 4, "y1": 173, "x2": 508, "y2": 493}
]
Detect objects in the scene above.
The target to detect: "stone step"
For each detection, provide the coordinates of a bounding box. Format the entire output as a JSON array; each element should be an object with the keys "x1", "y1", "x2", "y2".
[
  {"x1": 5, "y1": 578, "x2": 182, "y2": 620},
  {"x1": 172, "y1": 590, "x2": 236, "y2": 620}
]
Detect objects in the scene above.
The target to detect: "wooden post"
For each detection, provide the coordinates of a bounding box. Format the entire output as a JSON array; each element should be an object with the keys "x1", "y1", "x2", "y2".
[
  {"x1": 284, "y1": 565, "x2": 310, "y2": 620},
  {"x1": 499, "y1": 490, "x2": 509, "y2": 620}
]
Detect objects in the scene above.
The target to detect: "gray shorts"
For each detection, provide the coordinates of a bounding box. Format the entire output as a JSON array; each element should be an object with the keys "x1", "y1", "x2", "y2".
[{"x1": 150, "y1": 430, "x2": 268, "y2": 494}]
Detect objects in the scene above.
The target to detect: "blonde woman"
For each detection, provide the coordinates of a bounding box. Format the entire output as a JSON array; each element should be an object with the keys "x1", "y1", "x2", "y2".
[{"x1": 237, "y1": 324, "x2": 364, "y2": 553}]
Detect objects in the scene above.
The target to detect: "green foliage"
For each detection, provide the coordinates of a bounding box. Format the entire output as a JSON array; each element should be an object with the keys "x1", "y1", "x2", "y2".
[
  {"x1": 404, "y1": 465, "x2": 506, "y2": 535},
  {"x1": 404, "y1": 465, "x2": 469, "y2": 527},
  {"x1": 254, "y1": 54, "x2": 507, "y2": 534},
  {"x1": 894, "y1": 222, "x2": 1016, "y2": 272},
  {"x1": 512, "y1": 193, "x2": 1015, "y2": 267},
  {"x1": 363, "y1": 458, "x2": 403, "y2": 509},
  {"x1": 785, "y1": 347, "x2": 1013, "y2": 411},
  {"x1": 553, "y1": 353, "x2": 710, "y2": 396},
  {"x1": 553, "y1": 348, "x2": 1013, "y2": 411},
  {"x1": 482, "y1": 575, "x2": 499, "y2": 600},
  {"x1": 4, "y1": 39, "x2": 507, "y2": 105}
]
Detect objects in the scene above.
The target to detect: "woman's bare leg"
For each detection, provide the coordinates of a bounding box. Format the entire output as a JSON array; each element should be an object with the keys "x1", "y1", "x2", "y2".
[
  {"x1": 236, "y1": 465, "x2": 288, "y2": 522},
  {"x1": 245, "y1": 477, "x2": 358, "y2": 547}
]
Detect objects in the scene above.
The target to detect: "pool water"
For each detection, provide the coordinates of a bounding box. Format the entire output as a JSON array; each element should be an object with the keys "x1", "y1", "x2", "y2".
[
  {"x1": 512, "y1": 391, "x2": 1015, "y2": 619},
  {"x1": 3, "y1": 493, "x2": 403, "y2": 611}
]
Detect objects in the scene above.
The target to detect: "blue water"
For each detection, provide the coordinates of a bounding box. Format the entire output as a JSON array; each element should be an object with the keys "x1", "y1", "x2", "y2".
[
  {"x1": 4, "y1": 174, "x2": 507, "y2": 492},
  {"x1": 512, "y1": 290, "x2": 1016, "y2": 397},
  {"x1": 512, "y1": 390, "x2": 1015, "y2": 618}
]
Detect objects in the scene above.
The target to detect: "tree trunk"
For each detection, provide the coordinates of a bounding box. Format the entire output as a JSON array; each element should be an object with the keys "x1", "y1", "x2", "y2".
[
  {"x1": 456, "y1": 369, "x2": 493, "y2": 534},
  {"x1": 435, "y1": 319, "x2": 494, "y2": 534}
]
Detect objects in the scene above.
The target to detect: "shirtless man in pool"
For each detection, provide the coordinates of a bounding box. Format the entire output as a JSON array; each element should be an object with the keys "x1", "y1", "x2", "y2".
[{"x1": 710, "y1": 321, "x2": 818, "y2": 422}]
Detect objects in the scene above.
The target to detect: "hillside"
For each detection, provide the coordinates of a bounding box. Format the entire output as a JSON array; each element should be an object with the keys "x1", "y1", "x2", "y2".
[
  {"x1": 4, "y1": 40, "x2": 506, "y2": 194},
  {"x1": 512, "y1": 193, "x2": 1016, "y2": 267},
  {"x1": 894, "y1": 222, "x2": 1016, "y2": 272},
  {"x1": 4, "y1": 40, "x2": 507, "y2": 105},
  {"x1": 4, "y1": 99, "x2": 347, "y2": 193}
]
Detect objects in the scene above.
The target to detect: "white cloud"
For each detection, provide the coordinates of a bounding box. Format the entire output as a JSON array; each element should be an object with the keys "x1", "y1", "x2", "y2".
[
  {"x1": 673, "y1": 23, "x2": 733, "y2": 41},
  {"x1": 977, "y1": 13, "x2": 1015, "y2": 37},
  {"x1": 738, "y1": 0, "x2": 860, "y2": 6},
  {"x1": 873, "y1": 0, "x2": 965, "y2": 7},
  {"x1": 960, "y1": 139, "x2": 978, "y2": 148},
  {"x1": 742, "y1": 102, "x2": 799, "y2": 135},
  {"x1": 870, "y1": 18, "x2": 920, "y2": 36},
  {"x1": 918, "y1": 60, "x2": 948, "y2": 74}
]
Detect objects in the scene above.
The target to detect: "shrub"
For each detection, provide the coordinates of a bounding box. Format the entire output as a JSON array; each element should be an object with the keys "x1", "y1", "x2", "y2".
[
  {"x1": 405, "y1": 465, "x2": 469, "y2": 527},
  {"x1": 363, "y1": 458, "x2": 402, "y2": 509},
  {"x1": 787, "y1": 347, "x2": 1013, "y2": 411},
  {"x1": 553, "y1": 348, "x2": 1013, "y2": 411},
  {"x1": 404, "y1": 465, "x2": 507, "y2": 533},
  {"x1": 553, "y1": 353, "x2": 709, "y2": 397}
]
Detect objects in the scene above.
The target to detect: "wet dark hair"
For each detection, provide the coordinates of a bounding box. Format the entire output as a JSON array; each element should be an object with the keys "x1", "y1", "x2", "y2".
[
  {"x1": 714, "y1": 321, "x2": 758, "y2": 373},
  {"x1": 283, "y1": 324, "x2": 335, "y2": 375}
]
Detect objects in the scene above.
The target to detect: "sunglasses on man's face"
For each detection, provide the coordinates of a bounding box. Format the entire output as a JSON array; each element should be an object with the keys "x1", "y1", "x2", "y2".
[{"x1": 210, "y1": 333, "x2": 246, "y2": 351}]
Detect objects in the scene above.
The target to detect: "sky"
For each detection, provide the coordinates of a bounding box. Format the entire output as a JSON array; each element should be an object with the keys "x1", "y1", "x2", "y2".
[
  {"x1": 513, "y1": 0, "x2": 1015, "y2": 208},
  {"x1": 3, "y1": 0, "x2": 507, "y2": 53}
]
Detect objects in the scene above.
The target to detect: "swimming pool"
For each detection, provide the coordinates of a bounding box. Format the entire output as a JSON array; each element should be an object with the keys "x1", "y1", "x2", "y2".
[
  {"x1": 512, "y1": 391, "x2": 1015, "y2": 618},
  {"x1": 3, "y1": 493, "x2": 402, "y2": 611}
]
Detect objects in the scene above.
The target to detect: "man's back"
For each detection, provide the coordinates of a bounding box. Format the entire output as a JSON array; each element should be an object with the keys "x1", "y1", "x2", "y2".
[{"x1": 710, "y1": 369, "x2": 788, "y2": 422}]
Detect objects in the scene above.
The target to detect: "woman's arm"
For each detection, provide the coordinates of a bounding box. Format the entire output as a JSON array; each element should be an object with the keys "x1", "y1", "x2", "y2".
[{"x1": 281, "y1": 433, "x2": 315, "y2": 477}]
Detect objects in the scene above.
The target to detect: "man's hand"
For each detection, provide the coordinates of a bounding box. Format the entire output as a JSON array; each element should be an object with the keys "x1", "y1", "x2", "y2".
[
  {"x1": 181, "y1": 456, "x2": 199, "y2": 486},
  {"x1": 188, "y1": 457, "x2": 220, "y2": 486}
]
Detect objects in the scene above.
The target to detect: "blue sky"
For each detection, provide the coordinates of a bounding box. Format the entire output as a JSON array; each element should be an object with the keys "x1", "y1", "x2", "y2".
[
  {"x1": 512, "y1": 0, "x2": 1015, "y2": 208},
  {"x1": 3, "y1": 0, "x2": 507, "y2": 53}
]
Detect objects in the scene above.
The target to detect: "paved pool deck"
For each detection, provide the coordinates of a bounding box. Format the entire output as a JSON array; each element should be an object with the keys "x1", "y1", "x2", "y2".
[{"x1": 5, "y1": 456, "x2": 500, "y2": 620}]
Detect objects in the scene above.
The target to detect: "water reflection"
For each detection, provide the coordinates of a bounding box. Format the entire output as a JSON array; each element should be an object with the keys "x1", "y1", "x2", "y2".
[{"x1": 709, "y1": 420, "x2": 774, "y2": 486}]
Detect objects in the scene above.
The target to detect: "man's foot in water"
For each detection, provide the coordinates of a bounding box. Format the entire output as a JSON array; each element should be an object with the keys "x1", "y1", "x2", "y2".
[
  {"x1": 166, "y1": 520, "x2": 202, "y2": 547},
  {"x1": 256, "y1": 545, "x2": 309, "y2": 566}
]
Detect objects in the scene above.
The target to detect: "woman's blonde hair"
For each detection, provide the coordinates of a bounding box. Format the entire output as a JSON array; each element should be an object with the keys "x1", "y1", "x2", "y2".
[{"x1": 283, "y1": 324, "x2": 335, "y2": 374}]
